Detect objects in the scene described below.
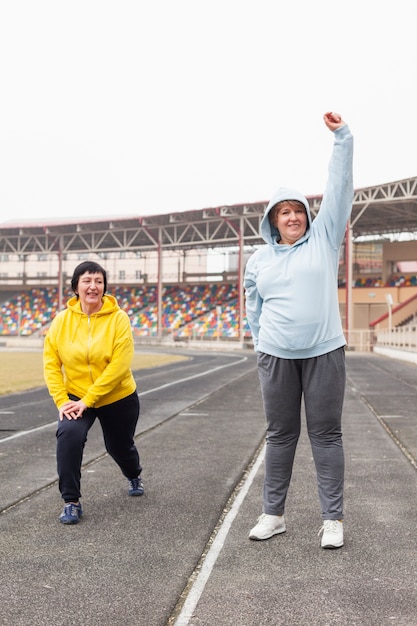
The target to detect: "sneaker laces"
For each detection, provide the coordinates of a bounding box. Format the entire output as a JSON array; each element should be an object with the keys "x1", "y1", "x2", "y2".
[
  {"x1": 256, "y1": 514, "x2": 271, "y2": 526},
  {"x1": 318, "y1": 520, "x2": 340, "y2": 537},
  {"x1": 62, "y1": 503, "x2": 80, "y2": 517}
]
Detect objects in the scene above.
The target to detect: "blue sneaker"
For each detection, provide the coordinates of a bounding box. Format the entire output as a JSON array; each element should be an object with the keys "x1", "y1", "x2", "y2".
[
  {"x1": 128, "y1": 477, "x2": 144, "y2": 496},
  {"x1": 59, "y1": 502, "x2": 83, "y2": 524}
]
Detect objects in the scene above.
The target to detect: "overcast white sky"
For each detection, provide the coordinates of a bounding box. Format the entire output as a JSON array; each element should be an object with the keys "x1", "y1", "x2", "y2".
[{"x1": 0, "y1": 0, "x2": 416, "y2": 224}]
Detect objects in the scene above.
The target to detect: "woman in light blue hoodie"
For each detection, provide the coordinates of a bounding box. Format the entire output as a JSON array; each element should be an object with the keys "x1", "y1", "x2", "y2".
[{"x1": 244, "y1": 112, "x2": 353, "y2": 549}]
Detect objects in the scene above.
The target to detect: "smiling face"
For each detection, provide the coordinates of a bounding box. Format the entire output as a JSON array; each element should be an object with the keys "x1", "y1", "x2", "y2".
[
  {"x1": 272, "y1": 200, "x2": 308, "y2": 245},
  {"x1": 75, "y1": 271, "x2": 105, "y2": 314}
]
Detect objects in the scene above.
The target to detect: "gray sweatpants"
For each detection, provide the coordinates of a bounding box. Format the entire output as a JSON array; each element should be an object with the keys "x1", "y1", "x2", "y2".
[{"x1": 257, "y1": 347, "x2": 345, "y2": 520}]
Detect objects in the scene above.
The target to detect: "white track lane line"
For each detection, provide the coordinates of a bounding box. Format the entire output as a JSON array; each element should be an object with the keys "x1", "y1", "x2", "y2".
[
  {"x1": 0, "y1": 356, "x2": 248, "y2": 444},
  {"x1": 0, "y1": 422, "x2": 55, "y2": 442},
  {"x1": 174, "y1": 443, "x2": 265, "y2": 626}
]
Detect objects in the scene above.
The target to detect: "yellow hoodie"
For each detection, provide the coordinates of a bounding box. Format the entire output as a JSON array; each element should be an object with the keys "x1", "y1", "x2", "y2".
[{"x1": 43, "y1": 294, "x2": 137, "y2": 409}]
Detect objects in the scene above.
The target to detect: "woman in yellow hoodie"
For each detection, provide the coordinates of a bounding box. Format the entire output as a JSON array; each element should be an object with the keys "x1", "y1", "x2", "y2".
[{"x1": 43, "y1": 261, "x2": 143, "y2": 524}]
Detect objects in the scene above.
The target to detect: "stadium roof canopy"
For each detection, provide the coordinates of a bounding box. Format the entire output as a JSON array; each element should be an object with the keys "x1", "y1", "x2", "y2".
[{"x1": 1, "y1": 177, "x2": 417, "y2": 256}]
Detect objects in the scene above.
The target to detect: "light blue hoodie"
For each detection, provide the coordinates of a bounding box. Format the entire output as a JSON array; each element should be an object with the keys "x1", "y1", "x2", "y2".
[{"x1": 244, "y1": 124, "x2": 354, "y2": 359}]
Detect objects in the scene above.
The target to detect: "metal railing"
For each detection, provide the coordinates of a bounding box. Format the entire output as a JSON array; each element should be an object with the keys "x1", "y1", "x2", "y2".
[
  {"x1": 345, "y1": 326, "x2": 417, "y2": 353},
  {"x1": 374, "y1": 325, "x2": 417, "y2": 351},
  {"x1": 345, "y1": 329, "x2": 373, "y2": 352}
]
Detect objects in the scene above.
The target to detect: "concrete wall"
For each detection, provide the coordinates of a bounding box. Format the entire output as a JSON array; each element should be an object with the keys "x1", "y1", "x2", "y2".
[
  {"x1": 338, "y1": 286, "x2": 417, "y2": 329},
  {"x1": 382, "y1": 240, "x2": 417, "y2": 282}
]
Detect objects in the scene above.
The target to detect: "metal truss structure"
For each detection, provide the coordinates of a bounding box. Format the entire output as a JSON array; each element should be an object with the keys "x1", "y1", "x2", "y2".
[{"x1": 1, "y1": 177, "x2": 416, "y2": 258}]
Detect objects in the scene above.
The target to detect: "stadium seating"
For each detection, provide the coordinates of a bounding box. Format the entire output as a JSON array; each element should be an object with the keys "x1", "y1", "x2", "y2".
[
  {"x1": 0, "y1": 284, "x2": 251, "y2": 339},
  {"x1": 388, "y1": 274, "x2": 417, "y2": 287},
  {"x1": 353, "y1": 277, "x2": 384, "y2": 287},
  {"x1": 2, "y1": 277, "x2": 416, "y2": 338},
  {"x1": 0, "y1": 287, "x2": 66, "y2": 336}
]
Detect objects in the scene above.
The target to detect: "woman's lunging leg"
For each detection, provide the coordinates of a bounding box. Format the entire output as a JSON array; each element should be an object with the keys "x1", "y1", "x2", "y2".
[
  {"x1": 98, "y1": 392, "x2": 142, "y2": 479},
  {"x1": 56, "y1": 411, "x2": 95, "y2": 502}
]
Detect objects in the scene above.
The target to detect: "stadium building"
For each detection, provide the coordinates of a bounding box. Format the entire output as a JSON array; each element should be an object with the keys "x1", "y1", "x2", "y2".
[{"x1": 0, "y1": 176, "x2": 416, "y2": 357}]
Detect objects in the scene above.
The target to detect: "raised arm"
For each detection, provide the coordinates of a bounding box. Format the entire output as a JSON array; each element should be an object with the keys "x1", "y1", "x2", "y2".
[{"x1": 313, "y1": 112, "x2": 354, "y2": 247}]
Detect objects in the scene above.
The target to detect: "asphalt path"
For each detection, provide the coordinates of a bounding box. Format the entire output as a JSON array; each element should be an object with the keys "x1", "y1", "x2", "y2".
[{"x1": 1, "y1": 349, "x2": 417, "y2": 626}]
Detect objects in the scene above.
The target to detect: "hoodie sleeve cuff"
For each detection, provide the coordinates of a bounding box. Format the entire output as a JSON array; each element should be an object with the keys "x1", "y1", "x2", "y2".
[{"x1": 334, "y1": 124, "x2": 350, "y2": 138}]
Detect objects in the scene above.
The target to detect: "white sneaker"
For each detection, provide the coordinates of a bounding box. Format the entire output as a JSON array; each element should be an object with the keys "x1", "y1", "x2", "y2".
[
  {"x1": 249, "y1": 513, "x2": 286, "y2": 541},
  {"x1": 319, "y1": 520, "x2": 344, "y2": 549}
]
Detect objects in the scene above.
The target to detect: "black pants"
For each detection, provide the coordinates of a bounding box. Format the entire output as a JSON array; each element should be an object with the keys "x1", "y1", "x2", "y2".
[{"x1": 56, "y1": 392, "x2": 142, "y2": 502}]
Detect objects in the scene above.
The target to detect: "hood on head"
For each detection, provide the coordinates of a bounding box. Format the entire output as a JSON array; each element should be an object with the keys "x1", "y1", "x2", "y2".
[{"x1": 260, "y1": 187, "x2": 312, "y2": 245}]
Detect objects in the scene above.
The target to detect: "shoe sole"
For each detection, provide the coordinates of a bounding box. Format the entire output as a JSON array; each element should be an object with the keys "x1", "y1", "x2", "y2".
[
  {"x1": 321, "y1": 541, "x2": 343, "y2": 549},
  {"x1": 249, "y1": 528, "x2": 286, "y2": 541}
]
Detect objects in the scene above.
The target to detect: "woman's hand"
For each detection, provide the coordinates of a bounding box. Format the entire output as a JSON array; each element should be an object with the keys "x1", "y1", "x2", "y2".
[
  {"x1": 323, "y1": 111, "x2": 345, "y2": 132},
  {"x1": 59, "y1": 399, "x2": 88, "y2": 421}
]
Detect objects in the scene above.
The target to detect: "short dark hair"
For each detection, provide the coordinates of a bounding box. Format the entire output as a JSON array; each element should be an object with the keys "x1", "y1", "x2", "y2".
[{"x1": 70, "y1": 261, "x2": 107, "y2": 295}]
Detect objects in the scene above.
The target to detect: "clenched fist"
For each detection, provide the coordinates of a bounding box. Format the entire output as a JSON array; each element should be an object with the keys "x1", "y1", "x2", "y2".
[{"x1": 323, "y1": 111, "x2": 345, "y2": 132}]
